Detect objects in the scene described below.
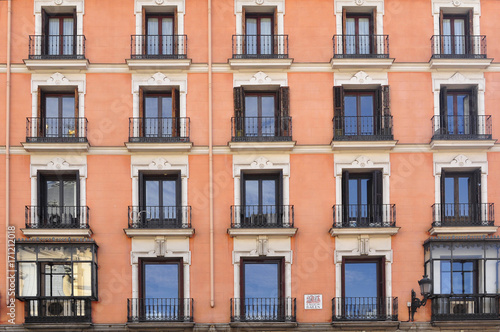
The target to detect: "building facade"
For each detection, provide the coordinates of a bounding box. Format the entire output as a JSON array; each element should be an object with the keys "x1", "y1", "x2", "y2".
[{"x1": 0, "y1": 0, "x2": 500, "y2": 330}]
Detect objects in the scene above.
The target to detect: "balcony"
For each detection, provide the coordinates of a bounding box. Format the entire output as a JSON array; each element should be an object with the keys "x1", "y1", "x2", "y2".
[
  {"x1": 331, "y1": 35, "x2": 393, "y2": 69},
  {"x1": 229, "y1": 35, "x2": 292, "y2": 69},
  {"x1": 127, "y1": 298, "x2": 193, "y2": 323},
  {"x1": 431, "y1": 115, "x2": 494, "y2": 149},
  {"x1": 126, "y1": 117, "x2": 192, "y2": 152},
  {"x1": 230, "y1": 298, "x2": 296, "y2": 323},
  {"x1": 330, "y1": 204, "x2": 399, "y2": 236},
  {"x1": 430, "y1": 35, "x2": 491, "y2": 69},
  {"x1": 125, "y1": 206, "x2": 194, "y2": 238},
  {"x1": 229, "y1": 116, "x2": 295, "y2": 150},
  {"x1": 332, "y1": 297, "x2": 398, "y2": 321},
  {"x1": 24, "y1": 297, "x2": 92, "y2": 324},
  {"x1": 430, "y1": 203, "x2": 497, "y2": 235},
  {"x1": 127, "y1": 34, "x2": 191, "y2": 70},
  {"x1": 23, "y1": 117, "x2": 89, "y2": 152},
  {"x1": 229, "y1": 205, "x2": 296, "y2": 237},
  {"x1": 332, "y1": 115, "x2": 396, "y2": 150},
  {"x1": 431, "y1": 294, "x2": 500, "y2": 321},
  {"x1": 25, "y1": 35, "x2": 88, "y2": 70},
  {"x1": 23, "y1": 206, "x2": 91, "y2": 237}
]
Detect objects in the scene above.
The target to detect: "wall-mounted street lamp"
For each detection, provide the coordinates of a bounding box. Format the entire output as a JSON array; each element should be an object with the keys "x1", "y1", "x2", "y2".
[{"x1": 409, "y1": 275, "x2": 432, "y2": 321}]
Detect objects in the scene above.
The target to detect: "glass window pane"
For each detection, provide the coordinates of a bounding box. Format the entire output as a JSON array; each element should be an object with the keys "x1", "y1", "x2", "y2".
[
  {"x1": 73, "y1": 262, "x2": 92, "y2": 296},
  {"x1": 38, "y1": 246, "x2": 72, "y2": 260},
  {"x1": 18, "y1": 263, "x2": 37, "y2": 296},
  {"x1": 163, "y1": 180, "x2": 176, "y2": 207},
  {"x1": 63, "y1": 179, "x2": 77, "y2": 207},
  {"x1": 261, "y1": 96, "x2": 275, "y2": 117},
  {"x1": 144, "y1": 263, "x2": 179, "y2": 298},
  {"x1": 344, "y1": 95, "x2": 357, "y2": 135},
  {"x1": 146, "y1": 180, "x2": 160, "y2": 207},
  {"x1": 244, "y1": 180, "x2": 259, "y2": 207},
  {"x1": 262, "y1": 180, "x2": 276, "y2": 207},
  {"x1": 344, "y1": 262, "x2": 378, "y2": 298},
  {"x1": 458, "y1": 177, "x2": 469, "y2": 205},
  {"x1": 244, "y1": 262, "x2": 279, "y2": 298},
  {"x1": 62, "y1": 19, "x2": 74, "y2": 55}
]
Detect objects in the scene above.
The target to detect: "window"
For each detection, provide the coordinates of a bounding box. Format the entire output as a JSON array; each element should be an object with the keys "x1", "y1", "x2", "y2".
[
  {"x1": 333, "y1": 86, "x2": 392, "y2": 140},
  {"x1": 245, "y1": 13, "x2": 274, "y2": 56},
  {"x1": 339, "y1": 258, "x2": 386, "y2": 320},
  {"x1": 232, "y1": 87, "x2": 290, "y2": 141},
  {"x1": 440, "y1": 11, "x2": 472, "y2": 56},
  {"x1": 16, "y1": 241, "x2": 97, "y2": 323},
  {"x1": 138, "y1": 172, "x2": 182, "y2": 228},
  {"x1": 440, "y1": 169, "x2": 482, "y2": 226},
  {"x1": 239, "y1": 258, "x2": 285, "y2": 321},
  {"x1": 41, "y1": 8, "x2": 77, "y2": 57},
  {"x1": 145, "y1": 13, "x2": 175, "y2": 56},
  {"x1": 37, "y1": 172, "x2": 79, "y2": 228},
  {"x1": 138, "y1": 258, "x2": 185, "y2": 321},
  {"x1": 344, "y1": 13, "x2": 373, "y2": 55},
  {"x1": 138, "y1": 87, "x2": 181, "y2": 141},
  {"x1": 438, "y1": 86, "x2": 478, "y2": 137},
  {"x1": 341, "y1": 170, "x2": 382, "y2": 227},
  {"x1": 424, "y1": 238, "x2": 500, "y2": 321}
]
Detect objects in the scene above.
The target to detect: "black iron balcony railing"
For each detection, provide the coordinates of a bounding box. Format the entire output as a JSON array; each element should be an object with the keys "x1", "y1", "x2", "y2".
[
  {"x1": 127, "y1": 298, "x2": 193, "y2": 322},
  {"x1": 231, "y1": 205, "x2": 294, "y2": 228},
  {"x1": 25, "y1": 205, "x2": 90, "y2": 229},
  {"x1": 333, "y1": 115, "x2": 393, "y2": 141},
  {"x1": 130, "y1": 34, "x2": 187, "y2": 59},
  {"x1": 231, "y1": 117, "x2": 292, "y2": 142},
  {"x1": 24, "y1": 297, "x2": 92, "y2": 323},
  {"x1": 431, "y1": 294, "x2": 499, "y2": 321},
  {"x1": 332, "y1": 204, "x2": 396, "y2": 228},
  {"x1": 431, "y1": 35, "x2": 487, "y2": 59},
  {"x1": 332, "y1": 297, "x2": 398, "y2": 321},
  {"x1": 28, "y1": 35, "x2": 86, "y2": 60},
  {"x1": 26, "y1": 117, "x2": 88, "y2": 143},
  {"x1": 128, "y1": 206, "x2": 191, "y2": 229},
  {"x1": 231, "y1": 298, "x2": 296, "y2": 322},
  {"x1": 432, "y1": 203, "x2": 494, "y2": 227},
  {"x1": 232, "y1": 35, "x2": 289, "y2": 59},
  {"x1": 128, "y1": 117, "x2": 190, "y2": 143},
  {"x1": 333, "y1": 35, "x2": 389, "y2": 59},
  {"x1": 431, "y1": 115, "x2": 492, "y2": 140}
]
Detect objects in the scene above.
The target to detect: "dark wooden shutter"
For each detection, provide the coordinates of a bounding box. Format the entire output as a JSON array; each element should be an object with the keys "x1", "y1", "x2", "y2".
[
  {"x1": 273, "y1": 7, "x2": 278, "y2": 55},
  {"x1": 42, "y1": 9, "x2": 49, "y2": 55},
  {"x1": 37, "y1": 86, "x2": 43, "y2": 137},
  {"x1": 234, "y1": 87, "x2": 245, "y2": 135},
  {"x1": 334, "y1": 86, "x2": 344, "y2": 137},
  {"x1": 372, "y1": 170, "x2": 383, "y2": 223},
  {"x1": 239, "y1": 258, "x2": 245, "y2": 300},
  {"x1": 439, "y1": 10, "x2": 444, "y2": 35},
  {"x1": 74, "y1": 87, "x2": 79, "y2": 137},
  {"x1": 375, "y1": 86, "x2": 382, "y2": 136},
  {"x1": 468, "y1": 9, "x2": 473, "y2": 35},
  {"x1": 173, "y1": 7, "x2": 178, "y2": 55},
  {"x1": 139, "y1": 87, "x2": 144, "y2": 137},
  {"x1": 139, "y1": 172, "x2": 144, "y2": 209},
  {"x1": 372, "y1": 7, "x2": 377, "y2": 50},
  {"x1": 342, "y1": 8, "x2": 347, "y2": 54},
  {"x1": 142, "y1": 7, "x2": 147, "y2": 55},
  {"x1": 439, "y1": 10, "x2": 444, "y2": 54},
  {"x1": 72, "y1": 7, "x2": 77, "y2": 54},
  {"x1": 178, "y1": 258, "x2": 184, "y2": 300},
  {"x1": 172, "y1": 87, "x2": 180, "y2": 137},
  {"x1": 469, "y1": 85, "x2": 478, "y2": 135},
  {"x1": 440, "y1": 169, "x2": 446, "y2": 208},
  {"x1": 342, "y1": 170, "x2": 349, "y2": 225},
  {"x1": 439, "y1": 86, "x2": 448, "y2": 134},
  {"x1": 382, "y1": 85, "x2": 390, "y2": 136},
  {"x1": 468, "y1": 9, "x2": 474, "y2": 54},
  {"x1": 279, "y1": 87, "x2": 290, "y2": 136},
  {"x1": 379, "y1": 257, "x2": 386, "y2": 300},
  {"x1": 75, "y1": 170, "x2": 80, "y2": 208},
  {"x1": 473, "y1": 168, "x2": 481, "y2": 205}
]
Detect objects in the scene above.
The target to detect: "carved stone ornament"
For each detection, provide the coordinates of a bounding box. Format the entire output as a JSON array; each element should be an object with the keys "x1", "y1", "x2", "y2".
[
  {"x1": 54, "y1": 0, "x2": 63, "y2": 5},
  {"x1": 148, "y1": 72, "x2": 171, "y2": 85},
  {"x1": 449, "y1": 72, "x2": 467, "y2": 83},
  {"x1": 452, "y1": 0, "x2": 462, "y2": 7},
  {"x1": 451, "y1": 154, "x2": 472, "y2": 167},
  {"x1": 249, "y1": 71, "x2": 272, "y2": 84},
  {"x1": 155, "y1": 0, "x2": 165, "y2": 4},
  {"x1": 47, "y1": 72, "x2": 69, "y2": 85},
  {"x1": 351, "y1": 156, "x2": 373, "y2": 168},
  {"x1": 149, "y1": 157, "x2": 172, "y2": 170},
  {"x1": 250, "y1": 156, "x2": 274, "y2": 169},
  {"x1": 355, "y1": 0, "x2": 365, "y2": 5},
  {"x1": 255, "y1": 0, "x2": 264, "y2": 4},
  {"x1": 349, "y1": 71, "x2": 372, "y2": 84},
  {"x1": 47, "y1": 157, "x2": 70, "y2": 170}
]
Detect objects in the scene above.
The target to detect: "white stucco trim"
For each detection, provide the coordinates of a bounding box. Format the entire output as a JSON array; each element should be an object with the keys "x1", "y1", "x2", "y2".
[
  {"x1": 234, "y1": 0, "x2": 285, "y2": 35},
  {"x1": 29, "y1": 155, "x2": 87, "y2": 227},
  {"x1": 334, "y1": 0, "x2": 384, "y2": 35},
  {"x1": 233, "y1": 71, "x2": 288, "y2": 88},
  {"x1": 432, "y1": 0, "x2": 480, "y2": 35},
  {"x1": 34, "y1": 0, "x2": 84, "y2": 35},
  {"x1": 134, "y1": 0, "x2": 185, "y2": 35},
  {"x1": 334, "y1": 70, "x2": 388, "y2": 88},
  {"x1": 32, "y1": 73, "x2": 86, "y2": 118}
]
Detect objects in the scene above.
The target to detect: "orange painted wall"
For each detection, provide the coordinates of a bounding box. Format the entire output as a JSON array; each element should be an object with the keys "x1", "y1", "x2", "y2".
[
  {"x1": 289, "y1": 73, "x2": 333, "y2": 145},
  {"x1": 9, "y1": 74, "x2": 31, "y2": 148},
  {"x1": 187, "y1": 73, "x2": 209, "y2": 146},
  {"x1": 185, "y1": 0, "x2": 209, "y2": 63},
  {"x1": 485, "y1": 72, "x2": 500, "y2": 140},
  {"x1": 481, "y1": 0, "x2": 500, "y2": 61},
  {"x1": 211, "y1": 0, "x2": 235, "y2": 64},
  {"x1": 10, "y1": 0, "x2": 33, "y2": 64},
  {"x1": 212, "y1": 73, "x2": 233, "y2": 146},
  {"x1": 390, "y1": 72, "x2": 433, "y2": 144}
]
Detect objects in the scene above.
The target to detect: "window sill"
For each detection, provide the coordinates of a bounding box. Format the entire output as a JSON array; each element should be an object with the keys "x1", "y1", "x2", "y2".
[
  {"x1": 124, "y1": 228, "x2": 195, "y2": 238},
  {"x1": 24, "y1": 58, "x2": 89, "y2": 71},
  {"x1": 431, "y1": 320, "x2": 500, "y2": 328},
  {"x1": 21, "y1": 228, "x2": 93, "y2": 238},
  {"x1": 126, "y1": 322, "x2": 195, "y2": 330},
  {"x1": 331, "y1": 321, "x2": 399, "y2": 331},
  {"x1": 228, "y1": 57, "x2": 293, "y2": 69},
  {"x1": 331, "y1": 140, "x2": 397, "y2": 151},
  {"x1": 125, "y1": 141, "x2": 193, "y2": 152},
  {"x1": 330, "y1": 57, "x2": 394, "y2": 69},
  {"x1": 228, "y1": 227, "x2": 297, "y2": 237},
  {"x1": 430, "y1": 139, "x2": 496, "y2": 150},
  {"x1": 228, "y1": 140, "x2": 296, "y2": 151},
  {"x1": 23, "y1": 323, "x2": 92, "y2": 330},
  {"x1": 429, "y1": 57, "x2": 493, "y2": 69},
  {"x1": 330, "y1": 227, "x2": 400, "y2": 237},
  {"x1": 428, "y1": 225, "x2": 498, "y2": 236},
  {"x1": 22, "y1": 142, "x2": 90, "y2": 152},
  {"x1": 126, "y1": 58, "x2": 192, "y2": 70},
  {"x1": 229, "y1": 321, "x2": 297, "y2": 329}
]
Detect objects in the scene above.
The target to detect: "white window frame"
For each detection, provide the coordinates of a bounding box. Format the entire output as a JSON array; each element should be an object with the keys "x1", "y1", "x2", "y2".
[
  {"x1": 234, "y1": 0, "x2": 285, "y2": 35},
  {"x1": 135, "y1": 0, "x2": 185, "y2": 35},
  {"x1": 334, "y1": 0, "x2": 385, "y2": 35},
  {"x1": 34, "y1": 0, "x2": 84, "y2": 35},
  {"x1": 431, "y1": 0, "x2": 481, "y2": 35}
]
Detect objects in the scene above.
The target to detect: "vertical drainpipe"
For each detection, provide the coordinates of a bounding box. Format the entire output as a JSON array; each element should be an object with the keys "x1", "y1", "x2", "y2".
[
  {"x1": 208, "y1": 0, "x2": 215, "y2": 308},
  {"x1": 5, "y1": 0, "x2": 12, "y2": 306}
]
